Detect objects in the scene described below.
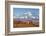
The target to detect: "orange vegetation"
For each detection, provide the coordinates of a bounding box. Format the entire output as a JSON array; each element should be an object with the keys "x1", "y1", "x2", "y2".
[{"x1": 13, "y1": 20, "x2": 39, "y2": 28}]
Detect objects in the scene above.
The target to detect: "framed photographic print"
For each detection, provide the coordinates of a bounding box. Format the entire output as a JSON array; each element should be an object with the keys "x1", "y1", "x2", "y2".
[{"x1": 5, "y1": 1, "x2": 45, "y2": 36}]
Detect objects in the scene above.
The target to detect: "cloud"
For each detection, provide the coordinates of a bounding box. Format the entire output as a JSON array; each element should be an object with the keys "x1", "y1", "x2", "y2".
[
  {"x1": 32, "y1": 16, "x2": 36, "y2": 19},
  {"x1": 28, "y1": 12, "x2": 32, "y2": 16},
  {"x1": 32, "y1": 16, "x2": 39, "y2": 19},
  {"x1": 13, "y1": 12, "x2": 33, "y2": 19},
  {"x1": 19, "y1": 16, "x2": 28, "y2": 19},
  {"x1": 24, "y1": 12, "x2": 32, "y2": 17},
  {"x1": 28, "y1": 13, "x2": 32, "y2": 16},
  {"x1": 13, "y1": 16, "x2": 19, "y2": 18},
  {"x1": 24, "y1": 13, "x2": 27, "y2": 15},
  {"x1": 24, "y1": 16, "x2": 28, "y2": 19},
  {"x1": 19, "y1": 17, "x2": 24, "y2": 19}
]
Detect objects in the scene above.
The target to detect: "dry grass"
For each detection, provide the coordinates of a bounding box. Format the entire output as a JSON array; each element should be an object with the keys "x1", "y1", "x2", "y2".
[{"x1": 13, "y1": 20, "x2": 39, "y2": 28}]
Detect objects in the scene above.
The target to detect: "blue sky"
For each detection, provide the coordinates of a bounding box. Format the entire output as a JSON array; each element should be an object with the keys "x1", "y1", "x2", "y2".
[{"x1": 13, "y1": 8, "x2": 39, "y2": 17}]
